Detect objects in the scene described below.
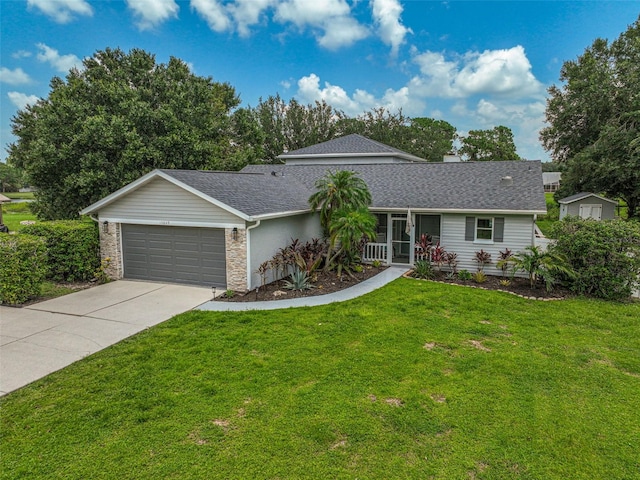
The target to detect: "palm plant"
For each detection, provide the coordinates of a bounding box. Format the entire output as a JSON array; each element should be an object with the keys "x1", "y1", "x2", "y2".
[
  {"x1": 511, "y1": 245, "x2": 575, "y2": 291},
  {"x1": 326, "y1": 207, "x2": 376, "y2": 277},
  {"x1": 308, "y1": 170, "x2": 372, "y2": 232}
]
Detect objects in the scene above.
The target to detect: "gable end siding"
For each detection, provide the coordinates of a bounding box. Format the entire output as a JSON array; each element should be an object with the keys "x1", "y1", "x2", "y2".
[{"x1": 98, "y1": 177, "x2": 243, "y2": 225}]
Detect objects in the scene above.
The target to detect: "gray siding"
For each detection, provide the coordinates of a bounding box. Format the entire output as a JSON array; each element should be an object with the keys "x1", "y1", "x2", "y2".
[
  {"x1": 100, "y1": 177, "x2": 243, "y2": 226},
  {"x1": 561, "y1": 198, "x2": 616, "y2": 220},
  {"x1": 440, "y1": 214, "x2": 535, "y2": 276},
  {"x1": 248, "y1": 213, "x2": 323, "y2": 289}
]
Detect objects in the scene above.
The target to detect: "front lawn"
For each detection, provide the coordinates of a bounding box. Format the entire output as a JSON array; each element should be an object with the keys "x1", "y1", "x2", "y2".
[{"x1": 1, "y1": 280, "x2": 639, "y2": 479}]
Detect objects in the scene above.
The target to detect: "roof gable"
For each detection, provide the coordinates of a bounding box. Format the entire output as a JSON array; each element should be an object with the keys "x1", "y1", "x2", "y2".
[
  {"x1": 558, "y1": 192, "x2": 618, "y2": 205},
  {"x1": 278, "y1": 134, "x2": 427, "y2": 163}
]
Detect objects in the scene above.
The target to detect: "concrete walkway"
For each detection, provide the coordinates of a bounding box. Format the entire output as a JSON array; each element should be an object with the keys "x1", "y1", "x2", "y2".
[
  {"x1": 0, "y1": 281, "x2": 213, "y2": 396},
  {"x1": 198, "y1": 266, "x2": 408, "y2": 311}
]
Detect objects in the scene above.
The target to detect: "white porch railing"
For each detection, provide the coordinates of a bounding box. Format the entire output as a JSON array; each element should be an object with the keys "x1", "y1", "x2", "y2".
[{"x1": 363, "y1": 242, "x2": 388, "y2": 262}]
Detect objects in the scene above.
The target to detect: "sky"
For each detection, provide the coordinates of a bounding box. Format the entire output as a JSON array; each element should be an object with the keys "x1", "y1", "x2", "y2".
[{"x1": 1, "y1": 1, "x2": 639, "y2": 163}]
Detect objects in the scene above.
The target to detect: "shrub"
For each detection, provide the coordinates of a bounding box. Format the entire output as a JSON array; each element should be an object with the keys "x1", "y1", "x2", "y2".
[
  {"x1": 412, "y1": 260, "x2": 435, "y2": 279},
  {"x1": 551, "y1": 218, "x2": 640, "y2": 300},
  {"x1": 283, "y1": 268, "x2": 314, "y2": 291},
  {"x1": 22, "y1": 220, "x2": 99, "y2": 282},
  {"x1": 511, "y1": 245, "x2": 574, "y2": 292},
  {"x1": 474, "y1": 249, "x2": 492, "y2": 271},
  {"x1": 0, "y1": 234, "x2": 47, "y2": 304},
  {"x1": 473, "y1": 270, "x2": 487, "y2": 284},
  {"x1": 458, "y1": 269, "x2": 473, "y2": 281}
]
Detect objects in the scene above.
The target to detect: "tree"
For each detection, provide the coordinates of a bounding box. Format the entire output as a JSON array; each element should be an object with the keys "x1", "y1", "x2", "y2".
[
  {"x1": 308, "y1": 170, "x2": 372, "y2": 232},
  {"x1": 459, "y1": 126, "x2": 520, "y2": 161},
  {"x1": 326, "y1": 207, "x2": 376, "y2": 276},
  {"x1": 0, "y1": 163, "x2": 26, "y2": 192},
  {"x1": 540, "y1": 16, "x2": 640, "y2": 219},
  {"x1": 253, "y1": 95, "x2": 344, "y2": 163},
  {"x1": 8, "y1": 48, "x2": 240, "y2": 219},
  {"x1": 511, "y1": 245, "x2": 574, "y2": 291},
  {"x1": 408, "y1": 117, "x2": 457, "y2": 162}
]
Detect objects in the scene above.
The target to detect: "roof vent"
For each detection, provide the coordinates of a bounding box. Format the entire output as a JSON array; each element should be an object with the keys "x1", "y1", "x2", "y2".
[{"x1": 500, "y1": 176, "x2": 513, "y2": 186}]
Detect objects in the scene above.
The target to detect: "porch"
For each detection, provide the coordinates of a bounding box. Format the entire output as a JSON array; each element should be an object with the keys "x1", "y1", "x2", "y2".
[{"x1": 362, "y1": 212, "x2": 441, "y2": 266}]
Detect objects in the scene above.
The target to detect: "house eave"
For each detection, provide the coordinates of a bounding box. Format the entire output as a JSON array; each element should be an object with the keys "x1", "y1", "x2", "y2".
[
  {"x1": 250, "y1": 209, "x2": 313, "y2": 221},
  {"x1": 370, "y1": 207, "x2": 546, "y2": 216}
]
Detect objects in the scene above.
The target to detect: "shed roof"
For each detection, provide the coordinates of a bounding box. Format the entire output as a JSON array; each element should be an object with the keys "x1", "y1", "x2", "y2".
[{"x1": 558, "y1": 192, "x2": 618, "y2": 205}]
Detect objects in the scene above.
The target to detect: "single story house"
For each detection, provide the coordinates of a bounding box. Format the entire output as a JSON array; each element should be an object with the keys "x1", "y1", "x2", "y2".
[
  {"x1": 80, "y1": 134, "x2": 547, "y2": 291},
  {"x1": 558, "y1": 192, "x2": 618, "y2": 221}
]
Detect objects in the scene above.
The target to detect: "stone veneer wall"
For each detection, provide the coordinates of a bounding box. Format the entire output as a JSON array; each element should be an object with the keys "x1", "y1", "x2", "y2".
[
  {"x1": 225, "y1": 227, "x2": 247, "y2": 292},
  {"x1": 99, "y1": 221, "x2": 123, "y2": 280}
]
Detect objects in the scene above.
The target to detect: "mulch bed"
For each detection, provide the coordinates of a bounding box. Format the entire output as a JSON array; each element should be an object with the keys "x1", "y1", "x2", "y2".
[
  {"x1": 217, "y1": 265, "x2": 390, "y2": 303},
  {"x1": 218, "y1": 264, "x2": 573, "y2": 303},
  {"x1": 418, "y1": 270, "x2": 573, "y2": 300}
]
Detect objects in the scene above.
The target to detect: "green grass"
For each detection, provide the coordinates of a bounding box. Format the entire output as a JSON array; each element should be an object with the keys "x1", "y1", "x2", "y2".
[
  {"x1": 1, "y1": 201, "x2": 36, "y2": 232},
  {"x1": 2, "y1": 280, "x2": 639, "y2": 479},
  {"x1": 3, "y1": 192, "x2": 35, "y2": 200}
]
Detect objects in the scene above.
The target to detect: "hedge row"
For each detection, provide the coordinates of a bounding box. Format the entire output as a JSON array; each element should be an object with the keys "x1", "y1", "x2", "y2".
[
  {"x1": 22, "y1": 220, "x2": 100, "y2": 282},
  {"x1": 0, "y1": 234, "x2": 47, "y2": 304}
]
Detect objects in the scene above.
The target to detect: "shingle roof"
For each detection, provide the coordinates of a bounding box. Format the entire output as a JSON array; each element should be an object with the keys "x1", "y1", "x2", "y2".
[
  {"x1": 242, "y1": 161, "x2": 547, "y2": 213},
  {"x1": 160, "y1": 169, "x2": 312, "y2": 217},
  {"x1": 279, "y1": 134, "x2": 425, "y2": 162},
  {"x1": 558, "y1": 192, "x2": 618, "y2": 205}
]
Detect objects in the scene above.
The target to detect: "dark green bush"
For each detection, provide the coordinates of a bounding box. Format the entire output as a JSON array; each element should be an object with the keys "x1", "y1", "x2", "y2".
[
  {"x1": 22, "y1": 220, "x2": 99, "y2": 282},
  {"x1": 0, "y1": 234, "x2": 47, "y2": 304},
  {"x1": 551, "y1": 218, "x2": 640, "y2": 300}
]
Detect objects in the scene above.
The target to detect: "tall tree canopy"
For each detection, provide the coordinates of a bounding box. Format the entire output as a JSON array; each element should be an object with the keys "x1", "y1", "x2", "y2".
[
  {"x1": 540, "y1": 16, "x2": 640, "y2": 218},
  {"x1": 459, "y1": 126, "x2": 520, "y2": 162},
  {"x1": 9, "y1": 48, "x2": 241, "y2": 219}
]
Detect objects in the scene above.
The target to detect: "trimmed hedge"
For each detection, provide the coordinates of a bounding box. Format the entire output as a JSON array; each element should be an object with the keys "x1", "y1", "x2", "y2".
[
  {"x1": 22, "y1": 220, "x2": 100, "y2": 282},
  {"x1": 551, "y1": 217, "x2": 640, "y2": 300},
  {"x1": 0, "y1": 234, "x2": 47, "y2": 304}
]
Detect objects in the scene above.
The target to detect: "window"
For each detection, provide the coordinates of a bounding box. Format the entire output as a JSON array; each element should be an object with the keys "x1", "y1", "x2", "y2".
[
  {"x1": 465, "y1": 216, "x2": 504, "y2": 243},
  {"x1": 476, "y1": 218, "x2": 493, "y2": 240}
]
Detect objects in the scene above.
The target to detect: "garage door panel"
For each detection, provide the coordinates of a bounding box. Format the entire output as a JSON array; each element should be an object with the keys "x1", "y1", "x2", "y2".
[{"x1": 122, "y1": 224, "x2": 227, "y2": 287}]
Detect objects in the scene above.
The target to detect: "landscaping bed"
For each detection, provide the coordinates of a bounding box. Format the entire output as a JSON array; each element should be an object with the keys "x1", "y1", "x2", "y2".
[
  {"x1": 218, "y1": 265, "x2": 389, "y2": 302},
  {"x1": 421, "y1": 270, "x2": 573, "y2": 300}
]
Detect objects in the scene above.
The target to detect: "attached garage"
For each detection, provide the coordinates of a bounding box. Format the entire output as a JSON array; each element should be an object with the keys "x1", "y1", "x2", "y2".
[{"x1": 122, "y1": 224, "x2": 226, "y2": 287}]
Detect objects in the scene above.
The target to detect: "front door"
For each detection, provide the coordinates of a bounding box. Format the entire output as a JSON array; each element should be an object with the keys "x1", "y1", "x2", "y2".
[{"x1": 391, "y1": 217, "x2": 411, "y2": 264}]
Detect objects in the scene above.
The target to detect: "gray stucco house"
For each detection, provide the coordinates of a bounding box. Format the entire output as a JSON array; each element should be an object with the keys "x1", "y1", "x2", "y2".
[
  {"x1": 81, "y1": 134, "x2": 547, "y2": 291},
  {"x1": 558, "y1": 192, "x2": 618, "y2": 221}
]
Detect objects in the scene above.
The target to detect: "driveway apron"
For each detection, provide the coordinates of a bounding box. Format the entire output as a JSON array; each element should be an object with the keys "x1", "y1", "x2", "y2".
[{"x1": 0, "y1": 281, "x2": 212, "y2": 396}]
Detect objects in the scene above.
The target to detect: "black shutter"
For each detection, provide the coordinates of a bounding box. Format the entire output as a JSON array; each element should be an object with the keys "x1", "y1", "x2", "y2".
[
  {"x1": 494, "y1": 217, "x2": 504, "y2": 242},
  {"x1": 465, "y1": 217, "x2": 475, "y2": 241}
]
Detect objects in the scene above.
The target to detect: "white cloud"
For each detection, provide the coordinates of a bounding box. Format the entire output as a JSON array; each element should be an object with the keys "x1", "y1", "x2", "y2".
[
  {"x1": 275, "y1": 0, "x2": 369, "y2": 49},
  {"x1": 190, "y1": 0, "x2": 231, "y2": 32},
  {"x1": 12, "y1": 50, "x2": 33, "y2": 59},
  {"x1": 370, "y1": 0, "x2": 412, "y2": 56},
  {"x1": 7, "y1": 92, "x2": 39, "y2": 110},
  {"x1": 36, "y1": 43, "x2": 82, "y2": 73},
  {"x1": 126, "y1": 0, "x2": 179, "y2": 30},
  {"x1": 295, "y1": 73, "x2": 423, "y2": 117},
  {"x1": 412, "y1": 46, "x2": 544, "y2": 99},
  {"x1": 27, "y1": 0, "x2": 93, "y2": 23},
  {"x1": 228, "y1": 0, "x2": 275, "y2": 37},
  {"x1": 0, "y1": 67, "x2": 33, "y2": 85}
]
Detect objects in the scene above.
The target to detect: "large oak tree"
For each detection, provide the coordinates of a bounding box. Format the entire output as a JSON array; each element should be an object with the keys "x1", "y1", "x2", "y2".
[
  {"x1": 540, "y1": 16, "x2": 640, "y2": 219},
  {"x1": 9, "y1": 48, "x2": 241, "y2": 219}
]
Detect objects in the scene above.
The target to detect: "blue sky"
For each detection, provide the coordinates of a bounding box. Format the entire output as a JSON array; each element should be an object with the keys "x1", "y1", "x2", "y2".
[{"x1": 1, "y1": 1, "x2": 638, "y2": 162}]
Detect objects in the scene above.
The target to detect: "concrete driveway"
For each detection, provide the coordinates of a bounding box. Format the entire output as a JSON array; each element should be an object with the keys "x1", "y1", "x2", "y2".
[{"x1": 0, "y1": 281, "x2": 213, "y2": 396}]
